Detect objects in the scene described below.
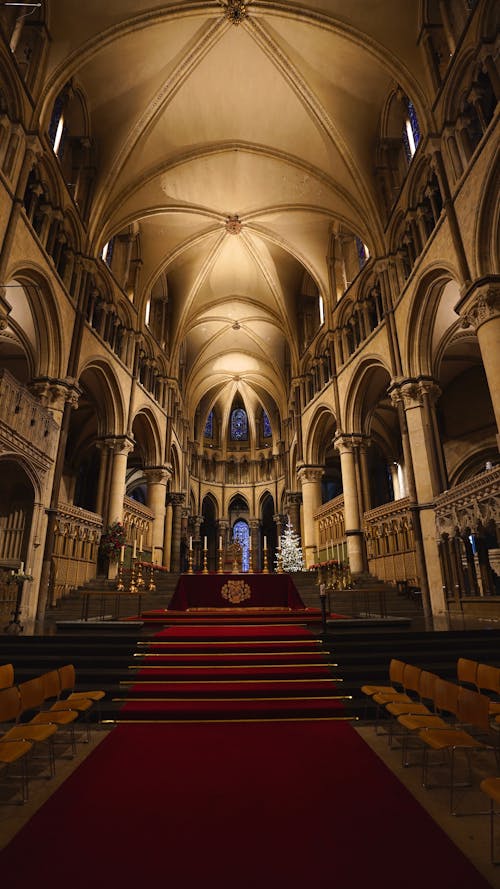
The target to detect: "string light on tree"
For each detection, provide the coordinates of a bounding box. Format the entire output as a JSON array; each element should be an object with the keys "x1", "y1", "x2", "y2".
[{"x1": 276, "y1": 518, "x2": 304, "y2": 573}]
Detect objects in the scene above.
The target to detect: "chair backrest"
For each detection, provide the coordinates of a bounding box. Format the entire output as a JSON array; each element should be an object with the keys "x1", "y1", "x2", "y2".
[
  {"x1": 402, "y1": 664, "x2": 422, "y2": 696},
  {"x1": 477, "y1": 664, "x2": 500, "y2": 696},
  {"x1": 58, "y1": 664, "x2": 76, "y2": 694},
  {"x1": 0, "y1": 686, "x2": 21, "y2": 724},
  {"x1": 434, "y1": 678, "x2": 460, "y2": 717},
  {"x1": 388, "y1": 659, "x2": 406, "y2": 687},
  {"x1": 0, "y1": 663, "x2": 14, "y2": 690},
  {"x1": 18, "y1": 677, "x2": 45, "y2": 714},
  {"x1": 41, "y1": 670, "x2": 61, "y2": 702},
  {"x1": 458, "y1": 686, "x2": 491, "y2": 733},
  {"x1": 457, "y1": 657, "x2": 479, "y2": 689},
  {"x1": 418, "y1": 671, "x2": 439, "y2": 704}
]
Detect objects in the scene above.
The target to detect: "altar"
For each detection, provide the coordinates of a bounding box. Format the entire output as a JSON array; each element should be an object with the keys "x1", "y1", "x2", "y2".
[{"x1": 168, "y1": 573, "x2": 305, "y2": 611}]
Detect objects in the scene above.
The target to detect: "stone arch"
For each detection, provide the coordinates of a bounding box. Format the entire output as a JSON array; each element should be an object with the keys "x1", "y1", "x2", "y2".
[
  {"x1": 405, "y1": 269, "x2": 461, "y2": 378},
  {"x1": 130, "y1": 408, "x2": 163, "y2": 469},
  {"x1": 305, "y1": 406, "x2": 337, "y2": 466},
  {"x1": 474, "y1": 151, "x2": 500, "y2": 277},
  {"x1": 169, "y1": 443, "x2": 182, "y2": 491},
  {"x1": 3, "y1": 270, "x2": 65, "y2": 380},
  {"x1": 344, "y1": 357, "x2": 392, "y2": 434},
  {"x1": 77, "y1": 359, "x2": 125, "y2": 438}
]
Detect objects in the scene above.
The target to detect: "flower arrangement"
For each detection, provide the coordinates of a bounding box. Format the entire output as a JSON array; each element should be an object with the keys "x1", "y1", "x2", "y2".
[{"x1": 99, "y1": 521, "x2": 126, "y2": 559}]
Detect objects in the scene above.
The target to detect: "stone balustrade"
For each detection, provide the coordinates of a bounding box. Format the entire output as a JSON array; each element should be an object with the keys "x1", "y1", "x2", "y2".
[
  {"x1": 363, "y1": 496, "x2": 418, "y2": 585},
  {"x1": 0, "y1": 368, "x2": 58, "y2": 460}
]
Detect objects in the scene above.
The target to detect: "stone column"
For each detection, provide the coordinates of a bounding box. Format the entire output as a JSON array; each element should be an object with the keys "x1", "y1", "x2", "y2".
[
  {"x1": 457, "y1": 280, "x2": 500, "y2": 450},
  {"x1": 163, "y1": 500, "x2": 173, "y2": 571},
  {"x1": 94, "y1": 439, "x2": 112, "y2": 522},
  {"x1": 297, "y1": 466, "x2": 323, "y2": 568},
  {"x1": 169, "y1": 493, "x2": 185, "y2": 572},
  {"x1": 390, "y1": 382, "x2": 443, "y2": 622},
  {"x1": 333, "y1": 436, "x2": 365, "y2": 574},
  {"x1": 285, "y1": 492, "x2": 302, "y2": 539},
  {"x1": 145, "y1": 467, "x2": 171, "y2": 565},
  {"x1": 107, "y1": 437, "x2": 135, "y2": 526}
]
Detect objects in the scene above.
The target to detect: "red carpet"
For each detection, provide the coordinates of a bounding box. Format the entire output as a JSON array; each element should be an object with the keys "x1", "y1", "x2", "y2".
[
  {"x1": 0, "y1": 721, "x2": 491, "y2": 889},
  {"x1": 122, "y1": 622, "x2": 342, "y2": 720}
]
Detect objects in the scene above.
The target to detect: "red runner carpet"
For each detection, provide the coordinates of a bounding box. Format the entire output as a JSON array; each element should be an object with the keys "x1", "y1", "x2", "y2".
[{"x1": 0, "y1": 720, "x2": 490, "y2": 889}]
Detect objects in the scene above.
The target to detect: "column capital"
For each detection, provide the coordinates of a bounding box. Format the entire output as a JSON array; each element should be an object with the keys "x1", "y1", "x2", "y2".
[
  {"x1": 144, "y1": 466, "x2": 171, "y2": 485},
  {"x1": 285, "y1": 491, "x2": 302, "y2": 507},
  {"x1": 297, "y1": 464, "x2": 324, "y2": 485},
  {"x1": 29, "y1": 376, "x2": 83, "y2": 410},
  {"x1": 333, "y1": 433, "x2": 354, "y2": 455},
  {"x1": 456, "y1": 278, "x2": 500, "y2": 333},
  {"x1": 109, "y1": 435, "x2": 135, "y2": 457},
  {"x1": 389, "y1": 377, "x2": 441, "y2": 410},
  {"x1": 168, "y1": 492, "x2": 185, "y2": 508}
]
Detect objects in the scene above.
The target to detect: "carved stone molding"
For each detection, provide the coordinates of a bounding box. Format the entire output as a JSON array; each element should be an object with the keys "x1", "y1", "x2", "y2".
[
  {"x1": 144, "y1": 466, "x2": 171, "y2": 486},
  {"x1": 389, "y1": 377, "x2": 441, "y2": 410},
  {"x1": 297, "y1": 464, "x2": 324, "y2": 485},
  {"x1": 168, "y1": 492, "x2": 185, "y2": 508},
  {"x1": 223, "y1": 0, "x2": 249, "y2": 25},
  {"x1": 225, "y1": 214, "x2": 243, "y2": 234},
  {"x1": 458, "y1": 282, "x2": 500, "y2": 332},
  {"x1": 434, "y1": 466, "x2": 500, "y2": 538}
]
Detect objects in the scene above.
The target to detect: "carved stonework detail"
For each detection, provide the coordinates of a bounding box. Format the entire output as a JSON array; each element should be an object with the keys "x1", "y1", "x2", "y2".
[
  {"x1": 459, "y1": 284, "x2": 500, "y2": 332},
  {"x1": 223, "y1": 1, "x2": 249, "y2": 25},
  {"x1": 390, "y1": 377, "x2": 441, "y2": 410},
  {"x1": 434, "y1": 466, "x2": 500, "y2": 538},
  {"x1": 144, "y1": 467, "x2": 171, "y2": 486},
  {"x1": 225, "y1": 214, "x2": 242, "y2": 234},
  {"x1": 297, "y1": 465, "x2": 324, "y2": 485}
]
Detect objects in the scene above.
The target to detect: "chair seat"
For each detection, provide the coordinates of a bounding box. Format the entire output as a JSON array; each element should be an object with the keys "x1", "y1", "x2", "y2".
[
  {"x1": 419, "y1": 727, "x2": 483, "y2": 751},
  {"x1": 480, "y1": 777, "x2": 500, "y2": 804},
  {"x1": 0, "y1": 738, "x2": 32, "y2": 763},
  {"x1": 51, "y1": 699, "x2": 93, "y2": 713},
  {"x1": 398, "y1": 713, "x2": 448, "y2": 731},
  {"x1": 67, "y1": 690, "x2": 105, "y2": 702},
  {"x1": 361, "y1": 684, "x2": 398, "y2": 697},
  {"x1": 372, "y1": 691, "x2": 412, "y2": 705},
  {"x1": 386, "y1": 701, "x2": 431, "y2": 716},
  {"x1": 31, "y1": 710, "x2": 78, "y2": 726},
  {"x1": 3, "y1": 724, "x2": 57, "y2": 743}
]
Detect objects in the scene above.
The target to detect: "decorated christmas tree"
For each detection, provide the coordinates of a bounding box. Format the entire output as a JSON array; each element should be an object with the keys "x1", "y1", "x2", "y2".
[{"x1": 276, "y1": 518, "x2": 304, "y2": 573}]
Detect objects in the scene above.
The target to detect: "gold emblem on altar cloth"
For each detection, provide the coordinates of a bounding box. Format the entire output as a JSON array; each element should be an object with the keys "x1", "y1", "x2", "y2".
[{"x1": 220, "y1": 579, "x2": 251, "y2": 604}]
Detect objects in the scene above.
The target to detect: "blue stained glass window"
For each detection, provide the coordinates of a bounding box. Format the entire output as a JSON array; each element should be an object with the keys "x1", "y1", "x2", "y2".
[
  {"x1": 407, "y1": 101, "x2": 421, "y2": 148},
  {"x1": 103, "y1": 237, "x2": 115, "y2": 268},
  {"x1": 231, "y1": 408, "x2": 248, "y2": 441},
  {"x1": 263, "y1": 411, "x2": 271, "y2": 438},
  {"x1": 204, "y1": 410, "x2": 213, "y2": 438},
  {"x1": 233, "y1": 520, "x2": 250, "y2": 572},
  {"x1": 49, "y1": 94, "x2": 65, "y2": 147},
  {"x1": 355, "y1": 237, "x2": 368, "y2": 270}
]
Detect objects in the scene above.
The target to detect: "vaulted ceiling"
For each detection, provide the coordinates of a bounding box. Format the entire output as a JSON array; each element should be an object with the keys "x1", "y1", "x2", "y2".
[{"x1": 40, "y1": 1, "x2": 427, "y2": 426}]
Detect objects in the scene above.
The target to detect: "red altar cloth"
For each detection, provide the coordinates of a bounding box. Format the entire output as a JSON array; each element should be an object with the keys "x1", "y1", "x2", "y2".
[{"x1": 168, "y1": 573, "x2": 305, "y2": 611}]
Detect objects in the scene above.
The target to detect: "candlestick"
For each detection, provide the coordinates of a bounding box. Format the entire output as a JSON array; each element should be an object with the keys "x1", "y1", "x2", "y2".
[
  {"x1": 148, "y1": 562, "x2": 156, "y2": 592},
  {"x1": 116, "y1": 560, "x2": 125, "y2": 592},
  {"x1": 187, "y1": 548, "x2": 193, "y2": 574},
  {"x1": 202, "y1": 545, "x2": 208, "y2": 574}
]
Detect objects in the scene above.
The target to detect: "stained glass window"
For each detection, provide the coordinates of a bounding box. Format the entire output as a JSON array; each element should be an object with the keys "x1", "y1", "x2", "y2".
[
  {"x1": 49, "y1": 94, "x2": 65, "y2": 148},
  {"x1": 231, "y1": 408, "x2": 248, "y2": 440},
  {"x1": 204, "y1": 410, "x2": 213, "y2": 438},
  {"x1": 402, "y1": 99, "x2": 420, "y2": 163},
  {"x1": 355, "y1": 237, "x2": 368, "y2": 270},
  {"x1": 263, "y1": 411, "x2": 271, "y2": 438},
  {"x1": 233, "y1": 520, "x2": 250, "y2": 572}
]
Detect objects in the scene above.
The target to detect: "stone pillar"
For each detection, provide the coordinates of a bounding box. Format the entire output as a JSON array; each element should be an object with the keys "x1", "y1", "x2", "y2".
[
  {"x1": 297, "y1": 466, "x2": 323, "y2": 568},
  {"x1": 145, "y1": 467, "x2": 171, "y2": 565},
  {"x1": 390, "y1": 382, "x2": 443, "y2": 621},
  {"x1": 163, "y1": 500, "x2": 173, "y2": 571},
  {"x1": 333, "y1": 436, "x2": 365, "y2": 574},
  {"x1": 285, "y1": 492, "x2": 302, "y2": 540},
  {"x1": 169, "y1": 493, "x2": 185, "y2": 573},
  {"x1": 457, "y1": 280, "x2": 500, "y2": 450},
  {"x1": 107, "y1": 437, "x2": 135, "y2": 526},
  {"x1": 95, "y1": 439, "x2": 112, "y2": 521}
]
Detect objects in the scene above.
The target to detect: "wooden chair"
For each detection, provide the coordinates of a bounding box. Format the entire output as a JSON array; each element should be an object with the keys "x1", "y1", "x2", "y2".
[
  {"x1": 0, "y1": 736, "x2": 33, "y2": 804},
  {"x1": 397, "y1": 676, "x2": 457, "y2": 766},
  {"x1": 58, "y1": 664, "x2": 105, "y2": 709},
  {"x1": 361, "y1": 659, "x2": 407, "y2": 724},
  {"x1": 0, "y1": 663, "x2": 14, "y2": 690},
  {"x1": 476, "y1": 664, "x2": 500, "y2": 717},
  {"x1": 480, "y1": 777, "x2": 500, "y2": 864},
  {"x1": 0, "y1": 685, "x2": 57, "y2": 778},
  {"x1": 41, "y1": 671, "x2": 93, "y2": 742},
  {"x1": 384, "y1": 668, "x2": 438, "y2": 747},
  {"x1": 18, "y1": 678, "x2": 80, "y2": 757},
  {"x1": 457, "y1": 657, "x2": 479, "y2": 690},
  {"x1": 419, "y1": 686, "x2": 499, "y2": 814}
]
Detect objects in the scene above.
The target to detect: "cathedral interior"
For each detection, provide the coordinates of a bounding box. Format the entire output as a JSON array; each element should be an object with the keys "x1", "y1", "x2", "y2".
[{"x1": 0, "y1": 0, "x2": 498, "y2": 632}]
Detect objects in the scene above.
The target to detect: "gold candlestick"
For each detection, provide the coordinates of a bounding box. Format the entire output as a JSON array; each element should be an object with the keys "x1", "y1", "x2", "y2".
[
  {"x1": 248, "y1": 548, "x2": 253, "y2": 574},
  {"x1": 128, "y1": 559, "x2": 138, "y2": 594},
  {"x1": 116, "y1": 560, "x2": 125, "y2": 592},
  {"x1": 187, "y1": 549, "x2": 193, "y2": 574},
  {"x1": 136, "y1": 558, "x2": 145, "y2": 590},
  {"x1": 217, "y1": 547, "x2": 223, "y2": 574},
  {"x1": 277, "y1": 551, "x2": 283, "y2": 574},
  {"x1": 202, "y1": 547, "x2": 209, "y2": 574},
  {"x1": 148, "y1": 563, "x2": 156, "y2": 592},
  {"x1": 262, "y1": 548, "x2": 269, "y2": 574}
]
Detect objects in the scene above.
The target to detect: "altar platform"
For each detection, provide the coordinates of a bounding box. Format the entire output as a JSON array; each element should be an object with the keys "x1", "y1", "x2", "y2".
[{"x1": 168, "y1": 573, "x2": 305, "y2": 611}]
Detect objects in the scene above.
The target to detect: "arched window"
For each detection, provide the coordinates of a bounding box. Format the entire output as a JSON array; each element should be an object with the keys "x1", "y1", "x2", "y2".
[
  {"x1": 204, "y1": 410, "x2": 214, "y2": 439},
  {"x1": 233, "y1": 519, "x2": 250, "y2": 571},
  {"x1": 355, "y1": 237, "x2": 369, "y2": 270},
  {"x1": 402, "y1": 99, "x2": 420, "y2": 163},
  {"x1": 262, "y1": 411, "x2": 271, "y2": 439},
  {"x1": 231, "y1": 408, "x2": 248, "y2": 441},
  {"x1": 101, "y1": 238, "x2": 115, "y2": 267},
  {"x1": 49, "y1": 93, "x2": 65, "y2": 156}
]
